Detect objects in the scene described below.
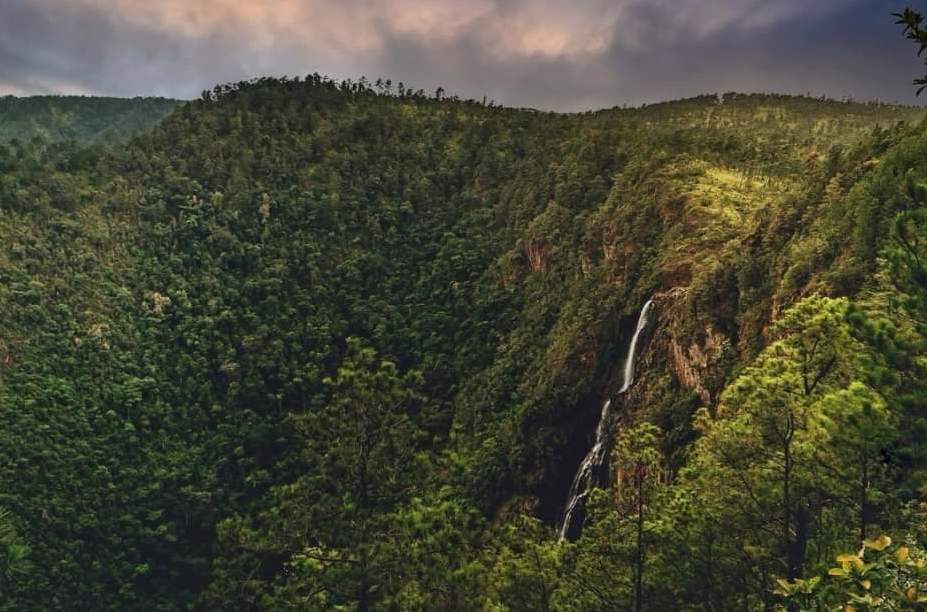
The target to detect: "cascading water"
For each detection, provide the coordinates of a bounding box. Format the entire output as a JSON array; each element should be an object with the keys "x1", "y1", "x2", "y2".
[{"x1": 558, "y1": 298, "x2": 654, "y2": 541}]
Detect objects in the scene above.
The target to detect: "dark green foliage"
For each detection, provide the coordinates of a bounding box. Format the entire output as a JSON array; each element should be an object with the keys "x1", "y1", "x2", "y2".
[
  {"x1": 0, "y1": 76, "x2": 926, "y2": 609},
  {"x1": 897, "y1": 8, "x2": 927, "y2": 95},
  {"x1": 0, "y1": 96, "x2": 179, "y2": 145}
]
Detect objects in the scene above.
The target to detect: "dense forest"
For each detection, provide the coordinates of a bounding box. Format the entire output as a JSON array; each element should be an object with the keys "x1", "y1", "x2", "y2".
[
  {"x1": 0, "y1": 96, "x2": 179, "y2": 145},
  {"x1": 2, "y1": 75, "x2": 927, "y2": 610}
]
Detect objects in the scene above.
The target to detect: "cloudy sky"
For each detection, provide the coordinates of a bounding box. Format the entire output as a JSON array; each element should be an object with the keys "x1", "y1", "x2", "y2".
[{"x1": 0, "y1": 0, "x2": 924, "y2": 111}]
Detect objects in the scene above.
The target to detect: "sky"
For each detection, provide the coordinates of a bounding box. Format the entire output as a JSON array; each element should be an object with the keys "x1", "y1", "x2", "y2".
[{"x1": 0, "y1": 0, "x2": 924, "y2": 111}]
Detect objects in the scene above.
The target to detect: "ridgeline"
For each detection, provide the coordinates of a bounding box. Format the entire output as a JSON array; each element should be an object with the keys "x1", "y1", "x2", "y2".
[{"x1": 1, "y1": 77, "x2": 926, "y2": 610}]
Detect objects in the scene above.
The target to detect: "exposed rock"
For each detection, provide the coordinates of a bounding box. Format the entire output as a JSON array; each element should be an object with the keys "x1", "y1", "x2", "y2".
[
  {"x1": 651, "y1": 287, "x2": 730, "y2": 406},
  {"x1": 668, "y1": 326, "x2": 727, "y2": 404},
  {"x1": 525, "y1": 238, "x2": 556, "y2": 273}
]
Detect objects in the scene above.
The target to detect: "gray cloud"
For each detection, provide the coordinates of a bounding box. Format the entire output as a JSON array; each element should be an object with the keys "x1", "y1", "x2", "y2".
[{"x1": 0, "y1": 0, "x2": 922, "y2": 110}]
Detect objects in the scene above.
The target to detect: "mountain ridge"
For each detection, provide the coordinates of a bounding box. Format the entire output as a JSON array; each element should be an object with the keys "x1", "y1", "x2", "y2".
[
  {"x1": 0, "y1": 94, "x2": 180, "y2": 145},
  {"x1": 1, "y1": 76, "x2": 927, "y2": 609}
]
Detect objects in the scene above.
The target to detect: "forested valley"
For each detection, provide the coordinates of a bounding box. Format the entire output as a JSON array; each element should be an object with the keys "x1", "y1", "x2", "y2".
[{"x1": 2, "y1": 78, "x2": 927, "y2": 610}]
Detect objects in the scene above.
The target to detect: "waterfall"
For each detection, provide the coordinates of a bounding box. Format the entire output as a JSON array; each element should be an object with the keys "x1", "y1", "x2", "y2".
[
  {"x1": 557, "y1": 399, "x2": 613, "y2": 541},
  {"x1": 558, "y1": 298, "x2": 654, "y2": 541},
  {"x1": 618, "y1": 299, "x2": 654, "y2": 394}
]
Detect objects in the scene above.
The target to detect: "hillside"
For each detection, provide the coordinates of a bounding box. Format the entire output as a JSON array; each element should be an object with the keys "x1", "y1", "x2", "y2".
[
  {"x1": 1, "y1": 77, "x2": 927, "y2": 610},
  {"x1": 0, "y1": 95, "x2": 180, "y2": 145}
]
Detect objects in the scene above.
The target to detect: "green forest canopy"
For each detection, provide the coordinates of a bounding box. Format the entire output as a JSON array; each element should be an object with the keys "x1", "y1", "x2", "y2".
[
  {"x1": 1, "y1": 77, "x2": 927, "y2": 610},
  {"x1": 0, "y1": 95, "x2": 179, "y2": 145}
]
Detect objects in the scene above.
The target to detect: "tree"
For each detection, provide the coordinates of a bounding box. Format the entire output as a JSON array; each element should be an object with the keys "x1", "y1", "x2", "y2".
[
  {"x1": 684, "y1": 296, "x2": 878, "y2": 606},
  {"x1": 815, "y1": 382, "x2": 898, "y2": 542},
  {"x1": 560, "y1": 424, "x2": 667, "y2": 612},
  {"x1": 246, "y1": 338, "x2": 426, "y2": 610},
  {"x1": 611, "y1": 423, "x2": 664, "y2": 612},
  {"x1": 485, "y1": 516, "x2": 565, "y2": 612},
  {"x1": 896, "y1": 9, "x2": 927, "y2": 94},
  {"x1": 776, "y1": 534, "x2": 927, "y2": 610},
  {"x1": 300, "y1": 339, "x2": 424, "y2": 609},
  {"x1": 0, "y1": 507, "x2": 30, "y2": 608},
  {"x1": 382, "y1": 490, "x2": 492, "y2": 611}
]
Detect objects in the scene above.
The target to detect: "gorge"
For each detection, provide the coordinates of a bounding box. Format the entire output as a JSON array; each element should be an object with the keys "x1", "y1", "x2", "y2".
[{"x1": 558, "y1": 298, "x2": 654, "y2": 541}]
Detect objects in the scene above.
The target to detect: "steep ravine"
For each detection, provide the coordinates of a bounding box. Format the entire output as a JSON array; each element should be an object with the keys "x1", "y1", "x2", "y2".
[
  {"x1": 558, "y1": 298, "x2": 655, "y2": 540},
  {"x1": 548, "y1": 285, "x2": 760, "y2": 533}
]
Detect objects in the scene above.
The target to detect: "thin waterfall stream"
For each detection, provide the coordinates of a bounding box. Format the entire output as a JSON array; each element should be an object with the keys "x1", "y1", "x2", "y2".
[{"x1": 558, "y1": 298, "x2": 654, "y2": 541}]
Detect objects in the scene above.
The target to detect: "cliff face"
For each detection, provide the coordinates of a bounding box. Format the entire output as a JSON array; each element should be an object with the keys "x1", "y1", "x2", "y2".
[
  {"x1": 535, "y1": 113, "x2": 927, "y2": 521},
  {"x1": 657, "y1": 289, "x2": 731, "y2": 406}
]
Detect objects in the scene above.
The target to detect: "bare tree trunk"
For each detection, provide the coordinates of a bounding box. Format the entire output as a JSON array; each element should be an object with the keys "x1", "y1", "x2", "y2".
[
  {"x1": 358, "y1": 564, "x2": 369, "y2": 612},
  {"x1": 635, "y1": 462, "x2": 645, "y2": 612},
  {"x1": 783, "y1": 436, "x2": 793, "y2": 579},
  {"x1": 793, "y1": 506, "x2": 809, "y2": 580},
  {"x1": 783, "y1": 411, "x2": 799, "y2": 612},
  {"x1": 859, "y1": 457, "x2": 869, "y2": 543}
]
